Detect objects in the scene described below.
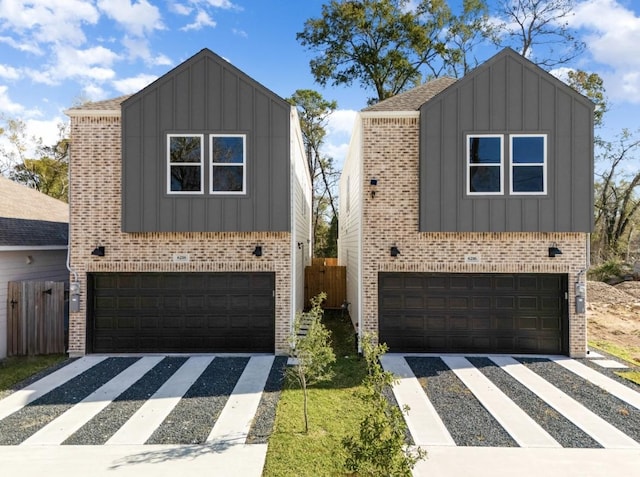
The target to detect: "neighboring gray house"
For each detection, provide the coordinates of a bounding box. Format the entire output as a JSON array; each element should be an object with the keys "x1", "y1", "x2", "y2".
[
  {"x1": 339, "y1": 49, "x2": 594, "y2": 357},
  {"x1": 65, "y1": 49, "x2": 312, "y2": 356},
  {"x1": 0, "y1": 176, "x2": 69, "y2": 358}
]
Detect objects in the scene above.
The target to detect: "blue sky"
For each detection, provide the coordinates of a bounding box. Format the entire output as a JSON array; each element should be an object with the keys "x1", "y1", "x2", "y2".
[{"x1": 0, "y1": 0, "x2": 639, "y2": 166}]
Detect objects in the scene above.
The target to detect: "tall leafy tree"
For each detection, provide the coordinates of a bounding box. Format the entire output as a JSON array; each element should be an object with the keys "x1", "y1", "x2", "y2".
[
  {"x1": 565, "y1": 69, "x2": 607, "y2": 128},
  {"x1": 442, "y1": 0, "x2": 498, "y2": 77},
  {"x1": 1, "y1": 117, "x2": 70, "y2": 202},
  {"x1": 288, "y1": 90, "x2": 339, "y2": 257},
  {"x1": 494, "y1": 0, "x2": 585, "y2": 68},
  {"x1": 297, "y1": 0, "x2": 452, "y2": 104},
  {"x1": 592, "y1": 130, "x2": 640, "y2": 262}
]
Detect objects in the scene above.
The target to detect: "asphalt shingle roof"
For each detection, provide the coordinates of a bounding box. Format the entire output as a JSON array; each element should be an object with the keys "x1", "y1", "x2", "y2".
[
  {"x1": 363, "y1": 77, "x2": 457, "y2": 112},
  {"x1": 67, "y1": 95, "x2": 130, "y2": 112},
  {"x1": 0, "y1": 176, "x2": 69, "y2": 247}
]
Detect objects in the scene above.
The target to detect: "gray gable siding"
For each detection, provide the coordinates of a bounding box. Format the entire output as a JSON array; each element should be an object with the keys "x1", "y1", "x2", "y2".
[
  {"x1": 419, "y1": 49, "x2": 594, "y2": 233},
  {"x1": 122, "y1": 49, "x2": 291, "y2": 232}
]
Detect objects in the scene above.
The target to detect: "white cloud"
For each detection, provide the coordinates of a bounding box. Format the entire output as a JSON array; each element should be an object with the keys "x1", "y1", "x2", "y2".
[
  {"x1": 0, "y1": 64, "x2": 20, "y2": 80},
  {"x1": 181, "y1": 9, "x2": 216, "y2": 31},
  {"x1": 0, "y1": 0, "x2": 99, "y2": 47},
  {"x1": 24, "y1": 117, "x2": 65, "y2": 147},
  {"x1": 97, "y1": 0, "x2": 164, "y2": 37},
  {"x1": 571, "y1": 0, "x2": 640, "y2": 103},
  {"x1": 232, "y1": 28, "x2": 247, "y2": 38},
  {"x1": 170, "y1": 3, "x2": 192, "y2": 15},
  {"x1": 323, "y1": 109, "x2": 357, "y2": 166},
  {"x1": 327, "y1": 109, "x2": 357, "y2": 136},
  {"x1": 0, "y1": 85, "x2": 24, "y2": 113},
  {"x1": 82, "y1": 84, "x2": 107, "y2": 101},
  {"x1": 204, "y1": 0, "x2": 240, "y2": 9},
  {"x1": 112, "y1": 73, "x2": 157, "y2": 94}
]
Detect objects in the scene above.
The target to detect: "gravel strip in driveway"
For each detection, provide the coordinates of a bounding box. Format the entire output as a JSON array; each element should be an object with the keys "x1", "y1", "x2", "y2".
[
  {"x1": 579, "y1": 357, "x2": 640, "y2": 392},
  {"x1": 246, "y1": 356, "x2": 287, "y2": 444},
  {"x1": 406, "y1": 357, "x2": 517, "y2": 447},
  {"x1": 467, "y1": 357, "x2": 600, "y2": 448},
  {"x1": 63, "y1": 357, "x2": 188, "y2": 445},
  {"x1": 146, "y1": 357, "x2": 249, "y2": 445},
  {"x1": 517, "y1": 358, "x2": 640, "y2": 445},
  {"x1": 0, "y1": 357, "x2": 138, "y2": 445}
]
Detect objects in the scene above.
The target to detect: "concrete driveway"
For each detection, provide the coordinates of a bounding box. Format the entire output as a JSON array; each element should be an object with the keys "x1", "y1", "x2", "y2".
[
  {"x1": 382, "y1": 353, "x2": 640, "y2": 477},
  {"x1": 1, "y1": 352, "x2": 639, "y2": 476},
  {"x1": 0, "y1": 355, "x2": 282, "y2": 477}
]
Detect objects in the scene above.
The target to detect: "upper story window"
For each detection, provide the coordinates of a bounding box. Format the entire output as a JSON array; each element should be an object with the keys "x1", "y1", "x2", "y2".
[
  {"x1": 467, "y1": 133, "x2": 547, "y2": 196},
  {"x1": 468, "y1": 135, "x2": 503, "y2": 195},
  {"x1": 167, "y1": 133, "x2": 246, "y2": 195},
  {"x1": 168, "y1": 134, "x2": 204, "y2": 193},
  {"x1": 510, "y1": 135, "x2": 546, "y2": 194},
  {"x1": 210, "y1": 135, "x2": 246, "y2": 194}
]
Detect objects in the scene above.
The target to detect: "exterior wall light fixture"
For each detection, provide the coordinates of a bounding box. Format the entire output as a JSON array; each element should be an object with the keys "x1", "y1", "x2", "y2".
[
  {"x1": 91, "y1": 246, "x2": 105, "y2": 257},
  {"x1": 370, "y1": 178, "x2": 378, "y2": 198},
  {"x1": 252, "y1": 245, "x2": 263, "y2": 257},
  {"x1": 390, "y1": 246, "x2": 400, "y2": 257},
  {"x1": 548, "y1": 243, "x2": 562, "y2": 258}
]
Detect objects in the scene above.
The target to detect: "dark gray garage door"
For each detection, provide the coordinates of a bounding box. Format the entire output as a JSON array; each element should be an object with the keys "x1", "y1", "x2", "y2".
[
  {"x1": 88, "y1": 272, "x2": 275, "y2": 353},
  {"x1": 379, "y1": 273, "x2": 568, "y2": 354}
]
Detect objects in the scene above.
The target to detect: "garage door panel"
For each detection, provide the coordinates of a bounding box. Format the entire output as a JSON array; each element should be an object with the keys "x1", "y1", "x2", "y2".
[
  {"x1": 495, "y1": 316, "x2": 515, "y2": 330},
  {"x1": 450, "y1": 297, "x2": 470, "y2": 309},
  {"x1": 403, "y1": 314, "x2": 425, "y2": 330},
  {"x1": 379, "y1": 273, "x2": 568, "y2": 354},
  {"x1": 88, "y1": 272, "x2": 275, "y2": 353},
  {"x1": 472, "y1": 296, "x2": 491, "y2": 309},
  {"x1": 450, "y1": 316, "x2": 469, "y2": 330},
  {"x1": 140, "y1": 317, "x2": 160, "y2": 329},
  {"x1": 496, "y1": 296, "x2": 515, "y2": 309}
]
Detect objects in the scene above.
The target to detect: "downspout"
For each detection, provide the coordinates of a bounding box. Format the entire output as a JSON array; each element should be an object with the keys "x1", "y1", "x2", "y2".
[{"x1": 65, "y1": 139, "x2": 78, "y2": 284}]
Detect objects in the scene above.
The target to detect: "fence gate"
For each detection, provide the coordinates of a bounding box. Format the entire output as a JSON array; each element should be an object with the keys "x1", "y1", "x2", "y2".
[
  {"x1": 7, "y1": 281, "x2": 65, "y2": 356},
  {"x1": 304, "y1": 259, "x2": 346, "y2": 309}
]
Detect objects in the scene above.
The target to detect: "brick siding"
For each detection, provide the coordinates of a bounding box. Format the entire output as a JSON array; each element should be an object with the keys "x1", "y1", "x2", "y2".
[
  {"x1": 67, "y1": 114, "x2": 292, "y2": 356},
  {"x1": 360, "y1": 116, "x2": 588, "y2": 357}
]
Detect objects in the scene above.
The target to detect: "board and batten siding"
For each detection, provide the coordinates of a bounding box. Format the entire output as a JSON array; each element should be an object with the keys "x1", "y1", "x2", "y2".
[
  {"x1": 419, "y1": 48, "x2": 594, "y2": 233},
  {"x1": 121, "y1": 49, "x2": 291, "y2": 233},
  {"x1": 291, "y1": 108, "x2": 313, "y2": 318},
  {"x1": 0, "y1": 249, "x2": 69, "y2": 358},
  {"x1": 338, "y1": 117, "x2": 363, "y2": 333}
]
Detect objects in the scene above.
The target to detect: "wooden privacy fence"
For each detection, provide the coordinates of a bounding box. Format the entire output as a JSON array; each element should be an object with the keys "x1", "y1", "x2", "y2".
[
  {"x1": 7, "y1": 281, "x2": 65, "y2": 356},
  {"x1": 305, "y1": 260, "x2": 346, "y2": 309}
]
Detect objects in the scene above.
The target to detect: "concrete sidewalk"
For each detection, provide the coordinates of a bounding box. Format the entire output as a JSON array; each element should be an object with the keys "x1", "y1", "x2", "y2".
[
  {"x1": 1, "y1": 443, "x2": 268, "y2": 477},
  {"x1": 412, "y1": 447, "x2": 640, "y2": 477}
]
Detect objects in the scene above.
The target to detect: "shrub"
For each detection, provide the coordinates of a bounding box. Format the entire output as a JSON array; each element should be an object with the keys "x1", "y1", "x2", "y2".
[{"x1": 343, "y1": 333, "x2": 426, "y2": 476}]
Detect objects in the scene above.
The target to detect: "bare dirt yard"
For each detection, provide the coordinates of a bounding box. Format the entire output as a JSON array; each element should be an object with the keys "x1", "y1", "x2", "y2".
[{"x1": 588, "y1": 280, "x2": 640, "y2": 357}]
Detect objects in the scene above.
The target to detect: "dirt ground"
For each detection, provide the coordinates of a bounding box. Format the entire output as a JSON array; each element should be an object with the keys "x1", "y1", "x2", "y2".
[{"x1": 587, "y1": 280, "x2": 640, "y2": 350}]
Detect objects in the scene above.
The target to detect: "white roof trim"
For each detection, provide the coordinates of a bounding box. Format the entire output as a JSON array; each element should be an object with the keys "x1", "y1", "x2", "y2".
[
  {"x1": 64, "y1": 109, "x2": 121, "y2": 118},
  {"x1": 0, "y1": 245, "x2": 68, "y2": 251}
]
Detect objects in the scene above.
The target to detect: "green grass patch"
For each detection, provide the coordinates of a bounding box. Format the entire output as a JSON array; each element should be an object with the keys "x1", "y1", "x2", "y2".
[
  {"x1": 589, "y1": 341, "x2": 640, "y2": 386},
  {"x1": 589, "y1": 341, "x2": 640, "y2": 366},
  {"x1": 616, "y1": 371, "x2": 640, "y2": 385},
  {"x1": 0, "y1": 355, "x2": 67, "y2": 393},
  {"x1": 263, "y1": 310, "x2": 369, "y2": 477}
]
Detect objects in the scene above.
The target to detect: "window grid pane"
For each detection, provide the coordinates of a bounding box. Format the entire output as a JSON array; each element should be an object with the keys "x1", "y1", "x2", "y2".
[
  {"x1": 467, "y1": 135, "x2": 503, "y2": 195},
  {"x1": 510, "y1": 135, "x2": 546, "y2": 194},
  {"x1": 210, "y1": 134, "x2": 246, "y2": 194},
  {"x1": 168, "y1": 134, "x2": 203, "y2": 193}
]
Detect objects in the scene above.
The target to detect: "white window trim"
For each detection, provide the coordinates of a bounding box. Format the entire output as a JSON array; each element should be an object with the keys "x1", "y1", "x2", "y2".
[
  {"x1": 209, "y1": 134, "x2": 247, "y2": 195},
  {"x1": 509, "y1": 134, "x2": 547, "y2": 195},
  {"x1": 467, "y1": 134, "x2": 504, "y2": 196},
  {"x1": 167, "y1": 134, "x2": 204, "y2": 195}
]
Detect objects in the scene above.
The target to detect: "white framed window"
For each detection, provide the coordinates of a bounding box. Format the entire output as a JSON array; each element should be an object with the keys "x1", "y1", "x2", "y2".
[
  {"x1": 167, "y1": 134, "x2": 204, "y2": 194},
  {"x1": 467, "y1": 134, "x2": 503, "y2": 195},
  {"x1": 510, "y1": 134, "x2": 547, "y2": 195},
  {"x1": 210, "y1": 134, "x2": 246, "y2": 194}
]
